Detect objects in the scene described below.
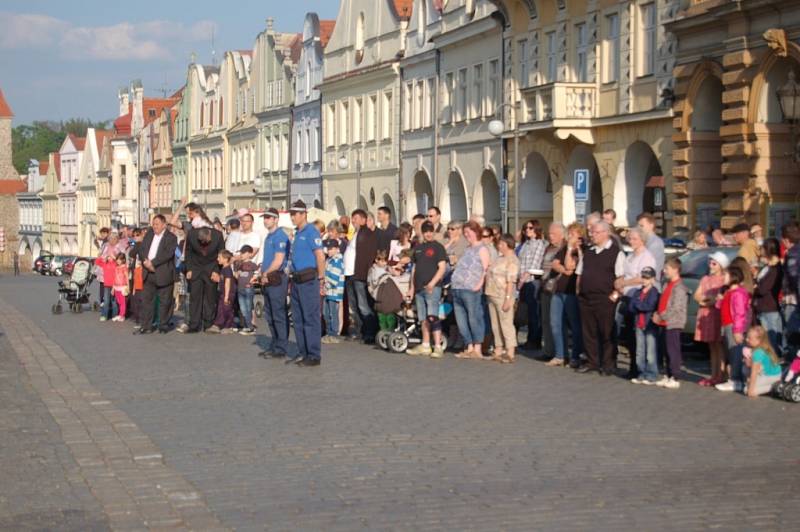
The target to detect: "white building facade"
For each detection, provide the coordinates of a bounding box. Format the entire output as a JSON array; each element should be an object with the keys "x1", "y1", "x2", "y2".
[
  {"x1": 57, "y1": 134, "x2": 83, "y2": 255},
  {"x1": 16, "y1": 159, "x2": 46, "y2": 261}
]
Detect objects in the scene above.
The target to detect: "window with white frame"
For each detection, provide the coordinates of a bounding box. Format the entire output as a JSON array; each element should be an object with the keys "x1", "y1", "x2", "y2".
[
  {"x1": 295, "y1": 131, "x2": 302, "y2": 165},
  {"x1": 425, "y1": 77, "x2": 435, "y2": 128},
  {"x1": 303, "y1": 129, "x2": 310, "y2": 164},
  {"x1": 640, "y1": 3, "x2": 656, "y2": 76},
  {"x1": 282, "y1": 134, "x2": 289, "y2": 171},
  {"x1": 263, "y1": 136, "x2": 270, "y2": 171},
  {"x1": 366, "y1": 94, "x2": 377, "y2": 141},
  {"x1": 353, "y1": 97, "x2": 362, "y2": 142},
  {"x1": 472, "y1": 64, "x2": 484, "y2": 119},
  {"x1": 518, "y1": 39, "x2": 529, "y2": 88},
  {"x1": 488, "y1": 60, "x2": 499, "y2": 116},
  {"x1": 325, "y1": 103, "x2": 335, "y2": 147},
  {"x1": 381, "y1": 90, "x2": 392, "y2": 139},
  {"x1": 313, "y1": 126, "x2": 320, "y2": 162},
  {"x1": 443, "y1": 72, "x2": 454, "y2": 123},
  {"x1": 546, "y1": 31, "x2": 557, "y2": 83},
  {"x1": 339, "y1": 100, "x2": 349, "y2": 145},
  {"x1": 415, "y1": 80, "x2": 424, "y2": 129},
  {"x1": 272, "y1": 134, "x2": 280, "y2": 170},
  {"x1": 404, "y1": 82, "x2": 413, "y2": 131},
  {"x1": 575, "y1": 23, "x2": 588, "y2": 82},
  {"x1": 456, "y1": 68, "x2": 468, "y2": 121},
  {"x1": 604, "y1": 13, "x2": 620, "y2": 83}
]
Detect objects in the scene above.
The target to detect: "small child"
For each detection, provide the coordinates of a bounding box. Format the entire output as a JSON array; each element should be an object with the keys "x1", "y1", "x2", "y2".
[
  {"x1": 208, "y1": 250, "x2": 236, "y2": 334},
  {"x1": 652, "y1": 257, "x2": 689, "y2": 389},
  {"x1": 368, "y1": 250, "x2": 397, "y2": 334},
  {"x1": 628, "y1": 266, "x2": 661, "y2": 385},
  {"x1": 99, "y1": 252, "x2": 118, "y2": 322},
  {"x1": 743, "y1": 325, "x2": 783, "y2": 397},
  {"x1": 715, "y1": 265, "x2": 752, "y2": 392},
  {"x1": 235, "y1": 245, "x2": 260, "y2": 335},
  {"x1": 112, "y1": 253, "x2": 129, "y2": 322},
  {"x1": 322, "y1": 239, "x2": 345, "y2": 343}
]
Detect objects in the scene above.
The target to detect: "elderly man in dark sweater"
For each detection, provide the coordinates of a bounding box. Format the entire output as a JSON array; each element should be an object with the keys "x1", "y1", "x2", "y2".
[{"x1": 576, "y1": 220, "x2": 625, "y2": 375}]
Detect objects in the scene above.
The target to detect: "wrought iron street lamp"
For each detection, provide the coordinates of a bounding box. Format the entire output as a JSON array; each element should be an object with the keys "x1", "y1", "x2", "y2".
[
  {"x1": 488, "y1": 102, "x2": 521, "y2": 232},
  {"x1": 777, "y1": 69, "x2": 800, "y2": 162}
]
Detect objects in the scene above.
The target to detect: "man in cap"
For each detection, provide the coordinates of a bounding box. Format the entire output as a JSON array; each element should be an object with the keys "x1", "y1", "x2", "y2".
[
  {"x1": 258, "y1": 207, "x2": 291, "y2": 359},
  {"x1": 733, "y1": 222, "x2": 760, "y2": 266},
  {"x1": 287, "y1": 199, "x2": 326, "y2": 366}
]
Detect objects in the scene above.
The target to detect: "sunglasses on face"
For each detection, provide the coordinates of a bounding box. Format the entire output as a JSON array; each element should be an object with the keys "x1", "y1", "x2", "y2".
[{"x1": 482, "y1": 233, "x2": 492, "y2": 238}]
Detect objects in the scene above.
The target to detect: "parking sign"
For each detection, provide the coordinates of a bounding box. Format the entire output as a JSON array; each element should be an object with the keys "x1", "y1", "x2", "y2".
[{"x1": 574, "y1": 169, "x2": 589, "y2": 202}]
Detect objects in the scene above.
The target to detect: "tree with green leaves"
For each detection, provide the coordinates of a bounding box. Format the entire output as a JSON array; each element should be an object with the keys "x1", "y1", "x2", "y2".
[{"x1": 12, "y1": 119, "x2": 111, "y2": 174}]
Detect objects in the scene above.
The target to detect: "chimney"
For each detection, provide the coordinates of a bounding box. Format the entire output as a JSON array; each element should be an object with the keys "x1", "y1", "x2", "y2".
[
  {"x1": 118, "y1": 87, "x2": 130, "y2": 117},
  {"x1": 266, "y1": 17, "x2": 274, "y2": 34}
]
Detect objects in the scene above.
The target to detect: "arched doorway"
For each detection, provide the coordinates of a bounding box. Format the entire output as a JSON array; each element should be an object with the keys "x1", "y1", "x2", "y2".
[
  {"x1": 334, "y1": 196, "x2": 346, "y2": 216},
  {"x1": 519, "y1": 152, "x2": 554, "y2": 228},
  {"x1": 381, "y1": 193, "x2": 397, "y2": 225},
  {"x1": 692, "y1": 76, "x2": 723, "y2": 132},
  {"x1": 408, "y1": 171, "x2": 433, "y2": 218},
  {"x1": 472, "y1": 170, "x2": 501, "y2": 226},
  {"x1": 358, "y1": 195, "x2": 368, "y2": 212},
  {"x1": 688, "y1": 75, "x2": 724, "y2": 231},
  {"x1": 441, "y1": 170, "x2": 468, "y2": 223},
  {"x1": 563, "y1": 145, "x2": 601, "y2": 223},
  {"x1": 615, "y1": 141, "x2": 663, "y2": 228}
]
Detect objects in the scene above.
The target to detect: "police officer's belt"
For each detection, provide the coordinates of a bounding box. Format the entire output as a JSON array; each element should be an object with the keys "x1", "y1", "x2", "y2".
[{"x1": 291, "y1": 268, "x2": 317, "y2": 284}]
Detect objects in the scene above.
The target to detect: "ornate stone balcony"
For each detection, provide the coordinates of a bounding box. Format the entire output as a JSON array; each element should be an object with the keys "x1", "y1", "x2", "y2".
[{"x1": 520, "y1": 82, "x2": 597, "y2": 124}]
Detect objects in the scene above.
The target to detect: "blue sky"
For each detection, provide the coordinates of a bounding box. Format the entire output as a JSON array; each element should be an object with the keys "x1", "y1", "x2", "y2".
[{"x1": 0, "y1": 0, "x2": 339, "y2": 125}]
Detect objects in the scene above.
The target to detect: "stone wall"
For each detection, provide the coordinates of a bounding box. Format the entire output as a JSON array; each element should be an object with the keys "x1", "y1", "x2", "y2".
[{"x1": 0, "y1": 195, "x2": 20, "y2": 271}]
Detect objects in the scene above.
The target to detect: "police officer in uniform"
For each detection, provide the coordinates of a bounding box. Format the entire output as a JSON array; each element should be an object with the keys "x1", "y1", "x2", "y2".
[
  {"x1": 258, "y1": 208, "x2": 291, "y2": 360},
  {"x1": 287, "y1": 200, "x2": 326, "y2": 366}
]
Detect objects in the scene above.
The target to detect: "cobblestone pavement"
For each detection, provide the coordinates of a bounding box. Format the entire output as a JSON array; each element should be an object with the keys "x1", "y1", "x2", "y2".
[{"x1": 2, "y1": 275, "x2": 800, "y2": 531}]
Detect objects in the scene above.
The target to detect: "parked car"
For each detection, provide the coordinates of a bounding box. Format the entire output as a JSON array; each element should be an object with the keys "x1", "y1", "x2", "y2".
[
  {"x1": 50, "y1": 255, "x2": 74, "y2": 277},
  {"x1": 677, "y1": 247, "x2": 739, "y2": 337},
  {"x1": 33, "y1": 252, "x2": 54, "y2": 275}
]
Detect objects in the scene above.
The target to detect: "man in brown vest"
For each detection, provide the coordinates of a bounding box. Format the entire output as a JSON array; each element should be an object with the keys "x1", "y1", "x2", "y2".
[{"x1": 576, "y1": 221, "x2": 625, "y2": 375}]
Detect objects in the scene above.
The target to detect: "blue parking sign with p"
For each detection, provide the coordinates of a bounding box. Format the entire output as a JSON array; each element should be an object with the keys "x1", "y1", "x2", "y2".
[{"x1": 574, "y1": 169, "x2": 589, "y2": 202}]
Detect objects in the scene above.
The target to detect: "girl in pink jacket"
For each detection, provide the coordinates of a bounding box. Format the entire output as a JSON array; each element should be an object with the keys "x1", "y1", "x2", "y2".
[
  {"x1": 112, "y1": 253, "x2": 129, "y2": 322},
  {"x1": 715, "y1": 265, "x2": 752, "y2": 392}
]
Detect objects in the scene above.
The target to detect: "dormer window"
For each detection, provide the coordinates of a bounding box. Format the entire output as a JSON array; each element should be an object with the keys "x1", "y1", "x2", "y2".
[
  {"x1": 148, "y1": 109, "x2": 156, "y2": 118},
  {"x1": 355, "y1": 12, "x2": 365, "y2": 64}
]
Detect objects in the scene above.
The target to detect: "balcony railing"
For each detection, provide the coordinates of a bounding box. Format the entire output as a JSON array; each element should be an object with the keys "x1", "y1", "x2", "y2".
[{"x1": 520, "y1": 82, "x2": 597, "y2": 123}]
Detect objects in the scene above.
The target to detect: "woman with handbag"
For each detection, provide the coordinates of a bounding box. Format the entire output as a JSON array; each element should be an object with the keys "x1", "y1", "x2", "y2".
[{"x1": 548, "y1": 223, "x2": 585, "y2": 367}]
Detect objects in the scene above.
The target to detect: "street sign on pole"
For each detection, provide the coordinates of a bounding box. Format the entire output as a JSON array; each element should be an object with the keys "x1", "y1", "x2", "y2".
[
  {"x1": 574, "y1": 169, "x2": 589, "y2": 202},
  {"x1": 500, "y1": 179, "x2": 508, "y2": 211}
]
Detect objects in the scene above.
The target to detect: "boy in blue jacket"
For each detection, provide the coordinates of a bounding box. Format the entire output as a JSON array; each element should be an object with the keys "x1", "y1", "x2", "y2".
[{"x1": 628, "y1": 266, "x2": 661, "y2": 384}]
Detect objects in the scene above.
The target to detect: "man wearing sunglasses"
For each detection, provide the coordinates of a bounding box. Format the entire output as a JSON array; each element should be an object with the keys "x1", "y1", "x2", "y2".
[{"x1": 426, "y1": 206, "x2": 447, "y2": 243}]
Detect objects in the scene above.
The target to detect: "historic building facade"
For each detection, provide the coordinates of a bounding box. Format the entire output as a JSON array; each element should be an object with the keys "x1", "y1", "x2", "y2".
[
  {"x1": 57, "y1": 134, "x2": 84, "y2": 255},
  {"x1": 321, "y1": 0, "x2": 413, "y2": 217},
  {"x1": 291, "y1": 14, "x2": 335, "y2": 207},
  {"x1": 669, "y1": 0, "x2": 800, "y2": 234},
  {"x1": 149, "y1": 107, "x2": 176, "y2": 216},
  {"x1": 77, "y1": 128, "x2": 111, "y2": 256},
  {"x1": 41, "y1": 152, "x2": 61, "y2": 255},
  {"x1": 172, "y1": 72, "x2": 193, "y2": 213},
  {"x1": 17, "y1": 159, "x2": 47, "y2": 268},
  {"x1": 402, "y1": 0, "x2": 504, "y2": 225},
  {"x1": 487, "y1": 0, "x2": 677, "y2": 232},
  {"x1": 223, "y1": 49, "x2": 258, "y2": 213}
]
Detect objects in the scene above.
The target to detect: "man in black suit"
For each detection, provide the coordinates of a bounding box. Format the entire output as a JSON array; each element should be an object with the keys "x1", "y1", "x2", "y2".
[
  {"x1": 134, "y1": 215, "x2": 178, "y2": 334},
  {"x1": 177, "y1": 223, "x2": 225, "y2": 333}
]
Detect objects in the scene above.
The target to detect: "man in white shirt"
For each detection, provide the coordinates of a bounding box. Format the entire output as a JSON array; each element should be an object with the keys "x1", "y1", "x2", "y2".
[
  {"x1": 238, "y1": 213, "x2": 262, "y2": 264},
  {"x1": 225, "y1": 218, "x2": 242, "y2": 254},
  {"x1": 342, "y1": 223, "x2": 358, "y2": 339}
]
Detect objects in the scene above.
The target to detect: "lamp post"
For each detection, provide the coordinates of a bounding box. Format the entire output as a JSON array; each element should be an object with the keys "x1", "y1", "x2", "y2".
[
  {"x1": 338, "y1": 150, "x2": 362, "y2": 211},
  {"x1": 488, "y1": 102, "x2": 521, "y2": 233},
  {"x1": 777, "y1": 69, "x2": 800, "y2": 163},
  {"x1": 253, "y1": 175, "x2": 263, "y2": 210}
]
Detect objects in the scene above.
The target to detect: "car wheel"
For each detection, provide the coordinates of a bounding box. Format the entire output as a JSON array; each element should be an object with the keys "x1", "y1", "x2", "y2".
[{"x1": 388, "y1": 332, "x2": 409, "y2": 353}]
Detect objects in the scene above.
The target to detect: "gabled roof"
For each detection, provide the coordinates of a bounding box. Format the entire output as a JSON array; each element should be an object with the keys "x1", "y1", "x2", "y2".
[
  {"x1": 0, "y1": 179, "x2": 25, "y2": 195},
  {"x1": 0, "y1": 88, "x2": 13, "y2": 118},
  {"x1": 94, "y1": 130, "x2": 112, "y2": 153},
  {"x1": 114, "y1": 112, "x2": 132, "y2": 136},
  {"x1": 143, "y1": 97, "x2": 180, "y2": 126},
  {"x1": 289, "y1": 33, "x2": 303, "y2": 64},
  {"x1": 319, "y1": 20, "x2": 336, "y2": 48},
  {"x1": 390, "y1": 0, "x2": 413, "y2": 20},
  {"x1": 68, "y1": 133, "x2": 86, "y2": 151},
  {"x1": 54, "y1": 152, "x2": 61, "y2": 180}
]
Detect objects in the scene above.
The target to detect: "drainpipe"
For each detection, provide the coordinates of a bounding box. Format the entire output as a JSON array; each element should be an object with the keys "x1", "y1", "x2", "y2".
[
  {"x1": 398, "y1": 69, "x2": 404, "y2": 222},
  {"x1": 433, "y1": 48, "x2": 440, "y2": 210}
]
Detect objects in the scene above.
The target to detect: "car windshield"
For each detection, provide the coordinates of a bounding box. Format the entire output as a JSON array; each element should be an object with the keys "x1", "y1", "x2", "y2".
[{"x1": 678, "y1": 248, "x2": 737, "y2": 280}]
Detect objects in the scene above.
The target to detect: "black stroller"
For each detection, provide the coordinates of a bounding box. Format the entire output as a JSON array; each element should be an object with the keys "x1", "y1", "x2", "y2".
[{"x1": 52, "y1": 258, "x2": 95, "y2": 314}]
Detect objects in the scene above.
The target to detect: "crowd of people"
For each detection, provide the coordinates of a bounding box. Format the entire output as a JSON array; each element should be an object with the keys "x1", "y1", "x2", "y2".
[{"x1": 89, "y1": 200, "x2": 800, "y2": 397}]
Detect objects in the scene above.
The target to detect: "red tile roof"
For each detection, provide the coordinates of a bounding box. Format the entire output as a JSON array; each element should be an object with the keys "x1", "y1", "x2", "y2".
[
  {"x1": 289, "y1": 33, "x2": 303, "y2": 64},
  {"x1": 390, "y1": 0, "x2": 413, "y2": 20},
  {"x1": 0, "y1": 88, "x2": 13, "y2": 118},
  {"x1": 114, "y1": 112, "x2": 132, "y2": 136},
  {"x1": 319, "y1": 20, "x2": 336, "y2": 48},
  {"x1": 143, "y1": 97, "x2": 179, "y2": 127},
  {"x1": 0, "y1": 179, "x2": 26, "y2": 195},
  {"x1": 53, "y1": 152, "x2": 61, "y2": 181},
  {"x1": 38, "y1": 161, "x2": 49, "y2": 175},
  {"x1": 94, "y1": 130, "x2": 112, "y2": 153},
  {"x1": 68, "y1": 133, "x2": 86, "y2": 151}
]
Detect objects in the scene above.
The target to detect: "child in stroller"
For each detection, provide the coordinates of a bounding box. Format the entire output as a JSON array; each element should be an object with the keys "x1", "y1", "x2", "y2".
[
  {"x1": 772, "y1": 354, "x2": 800, "y2": 403},
  {"x1": 52, "y1": 257, "x2": 96, "y2": 314}
]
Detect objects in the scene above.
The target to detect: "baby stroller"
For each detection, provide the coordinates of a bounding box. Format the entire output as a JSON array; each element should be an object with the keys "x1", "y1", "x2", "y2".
[
  {"x1": 374, "y1": 274, "x2": 452, "y2": 353},
  {"x1": 52, "y1": 258, "x2": 95, "y2": 314},
  {"x1": 772, "y1": 357, "x2": 800, "y2": 403}
]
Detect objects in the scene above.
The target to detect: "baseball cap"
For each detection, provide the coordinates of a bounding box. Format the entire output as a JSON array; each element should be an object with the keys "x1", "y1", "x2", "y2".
[
  {"x1": 261, "y1": 208, "x2": 279, "y2": 218},
  {"x1": 709, "y1": 251, "x2": 730, "y2": 269},
  {"x1": 640, "y1": 266, "x2": 657, "y2": 279}
]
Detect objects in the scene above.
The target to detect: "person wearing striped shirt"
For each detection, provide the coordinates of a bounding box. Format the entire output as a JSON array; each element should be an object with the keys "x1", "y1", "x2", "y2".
[{"x1": 323, "y1": 239, "x2": 346, "y2": 343}]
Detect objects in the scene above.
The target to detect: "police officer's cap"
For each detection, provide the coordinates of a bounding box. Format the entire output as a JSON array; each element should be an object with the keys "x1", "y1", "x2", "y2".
[
  {"x1": 261, "y1": 207, "x2": 280, "y2": 218},
  {"x1": 289, "y1": 199, "x2": 308, "y2": 213}
]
